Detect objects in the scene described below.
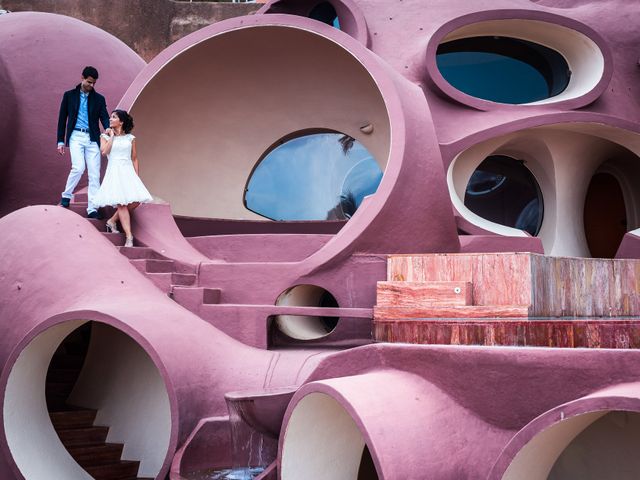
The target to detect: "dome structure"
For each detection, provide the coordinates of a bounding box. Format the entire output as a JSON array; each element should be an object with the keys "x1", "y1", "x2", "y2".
[{"x1": 0, "y1": 12, "x2": 145, "y2": 217}]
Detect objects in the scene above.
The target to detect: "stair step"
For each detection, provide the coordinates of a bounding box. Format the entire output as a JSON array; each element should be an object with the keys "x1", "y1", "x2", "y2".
[
  {"x1": 377, "y1": 281, "x2": 473, "y2": 307},
  {"x1": 117, "y1": 246, "x2": 165, "y2": 260},
  {"x1": 49, "y1": 352, "x2": 85, "y2": 369},
  {"x1": 171, "y1": 273, "x2": 197, "y2": 286},
  {"x1": 102, "y1": 232, "x2": 125, "y2": 246},
  {"x1": 57, "y1": 426, "x2": 109, "y2": 447},
  {"x1": 145, "y1": 272, "x2": 197, "y2": 292},
  {"x1": 72, "y1": 192, "x2": 88, "y2": 203},
  {"x1": 373, "y1": 305, "x2": 532, "y2": 320},
  {"x1": 45, "y1": 381, "x2": 75, "y2": 396},
  {"x1": 67, "y1": 203, "x2": 88, "y2": 215},
  {"x1": 171, "y1": 286, "x2": 221, "y2": 308},
  {"x1": 49, "y1": 409, "x2": 97, "y2": 429},
  {"x1": 68, "y1": 443, "x2": 124, "y2": 468},
  {"x1": 130, "y1": 258, "x2": 175, "y2": 274},
  {"x1": 47, "y1": 368, "x2": 81, "y2": 383},
  {"x1": 85, "y1": 460, "x2": 140, "y2": 480}
]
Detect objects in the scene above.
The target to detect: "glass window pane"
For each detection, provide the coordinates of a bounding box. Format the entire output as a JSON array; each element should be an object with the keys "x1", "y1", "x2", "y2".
[
  {"x1": 437, "y1": 37, "x2": 570, "y2": 104},
  {"x1": 464, "y1": 155, "x2": 544, "y2": 235},
  {"x1": 245, "y1": 133, "x2": 382, "y2": 221}
]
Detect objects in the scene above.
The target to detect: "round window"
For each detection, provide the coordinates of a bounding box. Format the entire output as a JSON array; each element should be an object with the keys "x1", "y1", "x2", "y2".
[
  {"x1": 245, "y1": 132, "x2": 382, "y2": 221},
  {"x1": 436, "y1": 36, "x2": 570, "y2": 104},
  {"x1": 309, "y1": 2, "x2": 340, "y2": 29},
  {"x1": 464, "y1": 155, "x2": 544, "y2": 235}
]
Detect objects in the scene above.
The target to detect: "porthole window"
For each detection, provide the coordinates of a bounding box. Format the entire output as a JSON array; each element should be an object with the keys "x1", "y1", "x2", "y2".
[
  {"x1": 436, "y1": 36, "x2": 571, "y2": 104},
  {"x1": 309, "y1": 2, "x2": 340, "y2": 29},
  {"x1": 245, "y1": 132, "x2": 382, "y2": 221},
  {"x1": 464, "y1": 155, "x2": 543, "y2": 235}
]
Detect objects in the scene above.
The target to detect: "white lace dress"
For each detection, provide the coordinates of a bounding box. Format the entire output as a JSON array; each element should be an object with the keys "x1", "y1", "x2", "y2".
[{"x1": 93, "y1": 133, "x2": 153, "y2": 207}]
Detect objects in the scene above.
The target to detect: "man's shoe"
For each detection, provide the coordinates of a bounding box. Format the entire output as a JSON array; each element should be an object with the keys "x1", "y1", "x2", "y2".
[
  {"x1": 60, "y1": 197, "x2": 70, "y2": 208},
  {"x1": 87, "y1": 210, "x2": 100, "y2": 219}
]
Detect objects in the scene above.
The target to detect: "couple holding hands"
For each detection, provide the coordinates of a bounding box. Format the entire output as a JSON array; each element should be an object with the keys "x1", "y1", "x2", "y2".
[{"x1": 57, "y1": 66, "x2": 152, "y2": 247}]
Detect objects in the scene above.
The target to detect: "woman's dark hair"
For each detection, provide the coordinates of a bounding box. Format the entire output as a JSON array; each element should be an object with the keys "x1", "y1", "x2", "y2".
[
  {"x1": 82, "y1": 66, "x2": 99, "y2": 79},
  {"x1": 113, "y1": 109, "x2": 134, "y2": 134}
]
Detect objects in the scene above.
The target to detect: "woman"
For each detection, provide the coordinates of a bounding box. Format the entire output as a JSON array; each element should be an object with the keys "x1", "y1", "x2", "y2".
[{"x1": 93, "y1": 109, "x2": 152, "y2": 247}]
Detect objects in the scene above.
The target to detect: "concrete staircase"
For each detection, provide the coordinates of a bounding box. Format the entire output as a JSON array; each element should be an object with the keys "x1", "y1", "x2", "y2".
[{"x1": 68, "y1": 194, "x2": 373, "y2": 348}]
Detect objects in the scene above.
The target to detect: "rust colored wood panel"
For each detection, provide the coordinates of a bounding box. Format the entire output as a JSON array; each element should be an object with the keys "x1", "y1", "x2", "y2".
[
  {"x1": 373, "y1": 304, "x2": 531, "y2": 319},
  {"x1": 376, "y1": 281, "x2": 473, "y2": 307},
  {"x1": 477, "y1": 253, "x2": 532, "y2": 306},
  {"x1": 374, "y1": 319, "x2": 640, "y2": 349},
  {"x1": 387, "y1": 253, "x2": 640, "y2": 318}
]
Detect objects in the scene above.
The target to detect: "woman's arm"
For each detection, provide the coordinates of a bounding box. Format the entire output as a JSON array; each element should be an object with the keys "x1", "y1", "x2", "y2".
[
  {"x1": 100, "y1": 128, "x2": 114, "y2": 156},
  {"x1": 131, "y1": 139, "x2": 139, "y2": 175}
]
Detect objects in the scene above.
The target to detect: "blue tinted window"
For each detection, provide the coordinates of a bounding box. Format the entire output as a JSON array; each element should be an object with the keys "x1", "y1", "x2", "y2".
[
  {"x1": 245, "y1": 133, "x2": 382, "y2": 221},
  {"x1": 437, "y1": 37, "x2": 570, "y2": 104},
  {"x1": 309, "y1": 2, "x2": 340, "y2": 30},
  {"x1": 464, "y1": 155, "x2": 543, "y2": 235}
]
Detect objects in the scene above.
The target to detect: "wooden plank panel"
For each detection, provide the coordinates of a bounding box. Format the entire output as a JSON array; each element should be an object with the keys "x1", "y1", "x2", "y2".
[
  {"x1": 373, "y1": 319, "x2": 640, "y2": 348},
  {"x1": 376, "y1": 281, "x2": 473, "y2": 307},
  {"x1": 373, "y1": 304, "x2": 531, "y2": 319}
]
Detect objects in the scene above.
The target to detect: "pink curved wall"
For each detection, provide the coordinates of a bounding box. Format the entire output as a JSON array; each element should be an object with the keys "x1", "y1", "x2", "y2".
[
  {"x1": 0, "y1": 12, "x2": 145, "y2": 218},
  {"x1": 1, "y1": 1, "x2": 640, "y2": 479}
]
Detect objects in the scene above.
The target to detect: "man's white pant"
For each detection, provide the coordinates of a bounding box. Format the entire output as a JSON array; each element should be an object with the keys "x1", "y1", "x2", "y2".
[{"x1": 61, "y1": 131, "x2": 101, "y2": 214}]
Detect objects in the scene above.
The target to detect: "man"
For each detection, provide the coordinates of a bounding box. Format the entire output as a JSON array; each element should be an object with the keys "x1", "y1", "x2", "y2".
[{"x1": 57, "y1": 66, "x2": 109, "y2": 218}]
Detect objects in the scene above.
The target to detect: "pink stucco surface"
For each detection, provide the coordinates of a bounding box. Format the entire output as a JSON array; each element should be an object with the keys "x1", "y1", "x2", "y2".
[
  {"x1": 1, "y1": 1, "x2": 640, "y2": 479},
  {"x1": 0, "y1": 12, "x2": 145, "y2": 218}
]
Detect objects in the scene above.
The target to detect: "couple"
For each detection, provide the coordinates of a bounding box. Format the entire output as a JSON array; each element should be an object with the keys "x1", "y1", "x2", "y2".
[{"x1": 57, "y1": 66, "x2": 152, "y2": 247}]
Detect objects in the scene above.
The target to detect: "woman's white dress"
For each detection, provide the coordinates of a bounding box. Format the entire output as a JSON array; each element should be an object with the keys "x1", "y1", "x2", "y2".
[{"x1": 93, "y1": 134, "x2": 153, "y2": 207}]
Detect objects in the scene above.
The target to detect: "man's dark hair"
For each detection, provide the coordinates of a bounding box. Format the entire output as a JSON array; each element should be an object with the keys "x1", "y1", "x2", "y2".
[{"x1": 82, "y1": 66, "x2": 99, "y2": 80}]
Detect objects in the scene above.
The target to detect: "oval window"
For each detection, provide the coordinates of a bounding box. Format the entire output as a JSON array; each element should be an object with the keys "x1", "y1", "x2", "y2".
[
  {"x1": 464, "y1": 155, "x2": 543, "y2": 235},
  {"x1": 309, "y1": 2, "x2": 341, "y2": 29},
  {"x1": 245, "y1": 132, "x2": 382, "y2": 221},
  {"x1": 436, "y1": 36, "x2": 570, "y2": 104}
]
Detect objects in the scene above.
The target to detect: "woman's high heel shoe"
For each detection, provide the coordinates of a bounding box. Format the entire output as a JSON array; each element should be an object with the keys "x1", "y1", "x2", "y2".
[
  {"x1": 105, "y1": 221, "x2": 120, "y2": 233},
  {"x1": 124, "y1": 236, "x2": 134, "y2": 248}
]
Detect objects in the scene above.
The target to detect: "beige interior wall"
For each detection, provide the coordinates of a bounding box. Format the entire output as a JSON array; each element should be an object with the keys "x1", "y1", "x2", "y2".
[
  {"x1": 68, "y1": 323, "x2": 171, "y2": 478},
  {"x1": 548, "y1": 411, "x2": 640, "y2": 479},
  {"x1": 449, "y1": 124, "x2": 640, "y2": 257},
  {"x1": 281, "y1": 392, "x2": 366, "y2": 480},
  {"x1": 3, "y1": 320, "x2": 92, "y2": 480},
  {"x1": 275, "y1": 285, "x2": 336, "y2": 340},
  {"x1": 502, "y1": 411, "x2": 606, "y2": 480},
  {"x1": 130, "y1": 25, "x2": 390, "y2": 219}
]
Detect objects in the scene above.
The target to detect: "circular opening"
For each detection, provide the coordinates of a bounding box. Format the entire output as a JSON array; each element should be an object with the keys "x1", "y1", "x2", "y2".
[
  {"x1": 584, "y1": 172, "x2": 628, "y2": 258},
  {"x1": 502, "y1": 411, "x2": 640, "y2": 480},
  {"x1": 464, "y1": 155, "x2": 544, "y2": 236},
  {"x1": 129, "y1": 25, "x2": 389, "y2": 221},
  {"x1": 244, "y1": 132, "x2": 382, "y2": 221},
  {"x1": 309, "y1": 2, "x2": 340, "y2": 29},
  {"x1": 275, "y1": 285, "x2": 340, "y2": 340},
  {"x1": 429, "y1": 18, "x2": 607, "y2": 108},
  {"x1": 549, "y1": 411, "x2": 640, "y2": 479},
  {"x1": 281, "y1": 392, "x2": 378, "y2": 480},
  {"x1": 437, "y1": 36, "x2": 570, "y2": 104},
  {"x1": 260, "y1": 1, "x2": 369, "y2": 46},
  {"x1": 3, "y1": 320, "x2": 171, "y2": 479},
  {"x1": 449, "y1": 123, "x2": 640, "y2": 257}
]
